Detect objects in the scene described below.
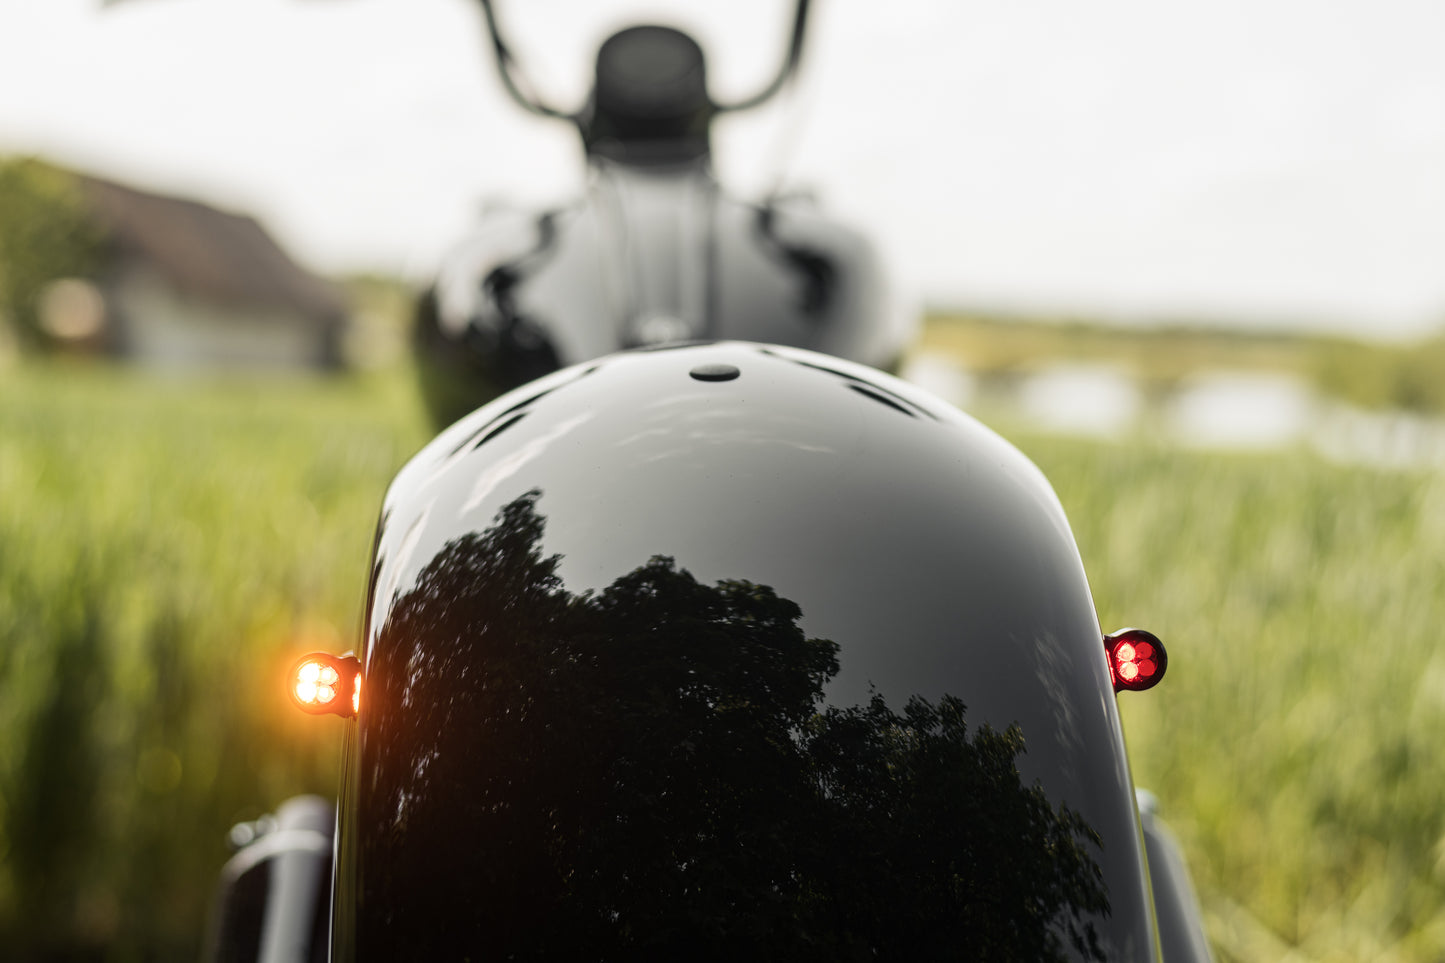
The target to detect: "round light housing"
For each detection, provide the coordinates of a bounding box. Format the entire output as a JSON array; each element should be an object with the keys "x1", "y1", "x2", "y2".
[
  {"x1": 289, "y1": 653, "x2": 362, "y2": 717},
  {"x1": 1105, "y1": 628, "x2": 1167, "y2": 693}
]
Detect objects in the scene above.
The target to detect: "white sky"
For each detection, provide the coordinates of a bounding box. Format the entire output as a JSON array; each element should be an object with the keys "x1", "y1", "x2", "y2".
[{"x1": 1, "y1": 0, "x2": 1444, "y2": 339}]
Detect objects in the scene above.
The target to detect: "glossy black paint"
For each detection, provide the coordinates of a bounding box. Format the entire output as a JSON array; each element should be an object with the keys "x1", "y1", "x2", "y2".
[
  {"x1": 336, "y1": 343, "x2": 1160, "y2": 960},
  {"x1": 416, "y1": 166, "x2": 911, "y2": 428}
]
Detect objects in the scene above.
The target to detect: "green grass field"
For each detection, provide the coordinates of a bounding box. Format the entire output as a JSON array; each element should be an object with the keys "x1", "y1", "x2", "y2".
[
  {"x1": 0, "y1": 362, "x2": 432, "y2": 959},
  {"x1": 2, "y1": 358, "x2": 1441, "y2": 961},
  {"x1": 1013, "y1": 426, "x2": 1445, "y2": 962}
]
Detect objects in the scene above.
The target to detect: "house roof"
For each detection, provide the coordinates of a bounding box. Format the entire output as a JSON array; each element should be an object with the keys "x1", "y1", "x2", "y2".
[{"x1": 79, "y1": 174, "x2": 347, "y2": 324}]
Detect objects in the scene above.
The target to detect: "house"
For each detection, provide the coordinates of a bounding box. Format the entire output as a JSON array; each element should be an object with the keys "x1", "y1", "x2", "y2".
[{"x1": 48, "y1": 173, "x2": 351, "y2": 370}]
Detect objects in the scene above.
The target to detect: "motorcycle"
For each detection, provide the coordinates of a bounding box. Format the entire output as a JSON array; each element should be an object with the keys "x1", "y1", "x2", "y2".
[
  {"x1": 412, "y1": 0, "x2": 915, "y2": 429},
  {"x1": 206, "y1": 4, "x2": 1214, "y2": 961}
]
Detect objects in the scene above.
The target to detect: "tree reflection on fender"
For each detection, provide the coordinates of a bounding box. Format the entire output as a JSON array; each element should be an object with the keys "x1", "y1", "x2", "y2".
[{"x1": 355, "y1": 491, "x2": 1109, "y2": 961}]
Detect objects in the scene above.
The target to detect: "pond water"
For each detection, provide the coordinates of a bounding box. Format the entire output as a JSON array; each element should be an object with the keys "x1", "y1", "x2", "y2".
[
  {"x1": 1166, "y1": 371, "x2": 1315, "y2": 450},
  {"x1": 901, "y1": 353, "x2": 1445, "y2": 471}
]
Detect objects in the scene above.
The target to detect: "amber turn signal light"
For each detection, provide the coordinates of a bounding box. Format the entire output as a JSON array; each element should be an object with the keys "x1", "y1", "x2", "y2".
[
  {"x1": 289, "y1": 653, "x2": 362, "y2": 718},
  {"x1": 1105, "y1": 628, "x2": 1167, "y2": 693}
]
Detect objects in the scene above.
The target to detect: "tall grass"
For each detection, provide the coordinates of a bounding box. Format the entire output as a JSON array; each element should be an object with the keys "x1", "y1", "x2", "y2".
[
  {"x1": 2, "y1": 361, "x2": 1442, "y2": 960},
  {"x1": 1015, "y1": 428, "x2": 1445, "y2": 963},
  {"x1": 0, "y1": 362, "x2": 429, "y2": 960}
]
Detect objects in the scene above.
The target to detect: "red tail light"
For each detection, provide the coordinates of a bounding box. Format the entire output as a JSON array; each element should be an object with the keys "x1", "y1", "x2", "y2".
[
  {"x1": 1105, "y1": 629, "x2": 1167, "y2": 693},
  {"x1": 289, "y1": 653, "x2": 362, "y2": 718}
]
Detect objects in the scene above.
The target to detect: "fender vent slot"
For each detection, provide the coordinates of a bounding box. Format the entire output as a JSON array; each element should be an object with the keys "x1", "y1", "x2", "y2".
[{"x1": 849, "y1": 383, "x2": 916, "y2": 418}]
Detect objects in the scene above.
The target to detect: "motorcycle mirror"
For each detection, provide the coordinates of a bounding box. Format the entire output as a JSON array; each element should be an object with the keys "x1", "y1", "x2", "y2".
[
  {"x1": 1105, "y1": 628, "x2": 1168, "y2": 693},
  {"x1": 288, "y1": 652, "x2": 362, "y2": 718}
]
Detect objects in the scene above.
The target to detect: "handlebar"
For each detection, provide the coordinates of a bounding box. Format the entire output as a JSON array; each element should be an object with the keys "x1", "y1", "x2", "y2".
[
  {"x1": 476, "y1": 0, "x2": 812, "y2": 122},
  {"x1": 477, "y1": 0, "x2": 578, "y2": 123},
  {"x1": 712, "y1": 0, "x2": 811, "y2": 114}
]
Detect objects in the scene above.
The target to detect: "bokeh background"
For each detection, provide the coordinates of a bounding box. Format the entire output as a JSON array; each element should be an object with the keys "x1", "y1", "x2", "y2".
[{"x1": 3, "y1": 1, "x2": 1445, "y2": 960}]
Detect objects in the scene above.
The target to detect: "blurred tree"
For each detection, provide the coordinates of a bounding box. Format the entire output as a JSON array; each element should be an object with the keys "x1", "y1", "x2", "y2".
[
  {"x1": 358, "y1": 491, "x2": 1110, "y2": 961},
  {"x1": 0, "y1": 157, "x2": 106, "y2": 351}
]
